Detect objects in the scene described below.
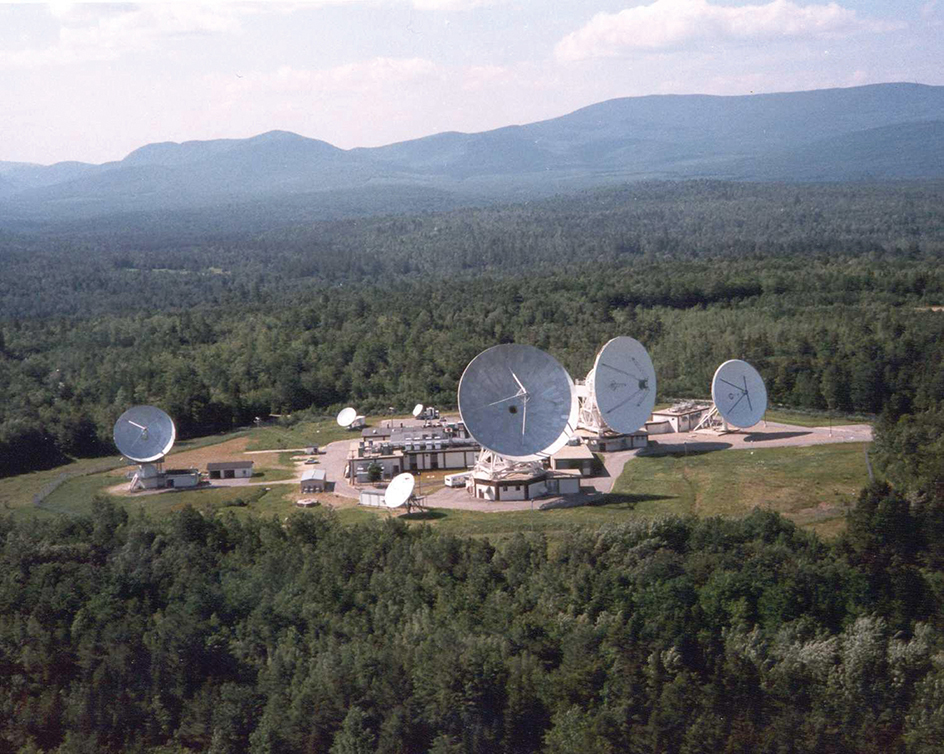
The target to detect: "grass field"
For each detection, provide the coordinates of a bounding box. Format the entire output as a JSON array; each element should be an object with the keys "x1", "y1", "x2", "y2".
[
  {"x1": 3, "y1": 416, "x2": 871, "y2": 541},
  {"x1": 244, "y1": 417, "x2": 360, "y2": 451},
  {"x1": 763, "y1": 409, "x2": 872, "y2": 428},
  {"x1": 323, "y1": 443, "x2": 870, "y2": 542},
  {"x1": 608, "y1": 442, "x2": 870, "y2": 537}
]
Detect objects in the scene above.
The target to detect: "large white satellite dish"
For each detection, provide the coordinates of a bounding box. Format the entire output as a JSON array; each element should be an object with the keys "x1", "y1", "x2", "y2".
[
  {"x1": 458, "y1": 344, "x2": 576, "y2": 462},
  {"x1": 113, "y1": 405, "x2": 176, "y2": 463},
  {"x1": 412, "y1": 403, "x2": 424, "y2": 418},
  {"x1": 384, "y1": 472, "x2": 415, "y2": 509},
  {"x1": 711, "y1": 359, "x2": 767, "y2": 428},
  {"x1": 337, "y1": 407, "x2": 357, "y2": 428},
  {"x1": 591, "y1": 336, "x2": 656, "y2": 434},
  {"x1": 536, "y1": 369, "x2": 580, "y2": 458}
]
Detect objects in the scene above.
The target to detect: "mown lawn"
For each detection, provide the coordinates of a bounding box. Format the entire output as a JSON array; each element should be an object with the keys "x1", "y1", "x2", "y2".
[
  {"x1": 763, "y1": 409, "x2": 872, "y2": 428},
  {"x1": 5, "y1": 419, "x2": 871, "y2": 542},
  {"x1": 244, "y1": 417, "x2": 364, "y2": 451},
  {"x1": 608, "y1": 442, "x2": 870, "y2": 535}
]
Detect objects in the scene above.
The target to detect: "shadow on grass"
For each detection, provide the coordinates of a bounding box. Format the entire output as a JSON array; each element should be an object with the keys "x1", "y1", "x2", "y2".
[
  {"x1": 590, "y1": 492, "x2": 678, "y2": 510},
  {"x1": 743, "y1": 431, "x2": 812, "y2": 442},
  {"x1": 400, "y1": 509, "x2": 448, "y2": 521},
  {"x1": 642, "y1": 441, "x2": 732, "y2": 457}
]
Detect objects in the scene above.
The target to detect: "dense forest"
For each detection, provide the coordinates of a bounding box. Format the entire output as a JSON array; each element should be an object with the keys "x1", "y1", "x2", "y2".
[
  {"x1": 2, "y1": 482, "x2": 944, "y2": 754},
  {"x1": 2, "y1": 181, "x2": 944, "y2": 476},
  {"x1": 3, "y1": 176, "x2": 944, "y2": 752}
]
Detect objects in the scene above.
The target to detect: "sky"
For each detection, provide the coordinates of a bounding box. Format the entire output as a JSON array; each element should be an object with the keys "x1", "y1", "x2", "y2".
[{"x1": 1, "y1": 0, "x2": 941, "y2": 165}]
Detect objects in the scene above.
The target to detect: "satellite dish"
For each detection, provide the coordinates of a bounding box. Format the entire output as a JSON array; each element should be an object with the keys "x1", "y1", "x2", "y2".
[
  {"x1": 113, "y1": 405, "x2": 176, "y2": 463},
  {"x1": 458, "y1": 344, "x2": 576, "y2": 461},
  {"x1": 384, "y1": 472, "x2": 415, "y2": 508},
  {"x1": 592, "y1": 336, "x2": 657, "y2": 434},
  {"x1": 412, "y1": 403, "x2": 424, "y2": 418},
  {"x1": 536, "y1": 369, "x2": 580, "y2": 458},
  {"x1": 337, "y1": 407, "x2": 357, "y2": 427},
  {"x1": 711, "y1": 359, "x2": 767, "y2": 428}
]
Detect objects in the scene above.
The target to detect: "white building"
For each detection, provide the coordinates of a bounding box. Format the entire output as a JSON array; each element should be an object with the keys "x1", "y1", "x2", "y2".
[
  {"x1": 358, "y1": 488, "x2": 387, "y2": 507},
  {"x1": 164, "y1": 469, "x2": 200, "y2": 488},
  {"x1": 347, "y1": 425, "x2": 480, "y2": 484},
  {"x1": 468, "y1": 469, "x2": 580, "y2": 501},
  {"x1": 550, "y1": 444, "x2": 597, "y2": 476},
  {"x1": 649, "y1": 402, "x2": 710, "y2": 433},
  {"x1": 300, "y1": 469, "x2": 327, "y2": 494},
  {"x1": 580, "y1": 430, "x2": 648, "y2": 453},
  {"x1": 207, "y1": 461, "x2": 254, "y2": 479}
]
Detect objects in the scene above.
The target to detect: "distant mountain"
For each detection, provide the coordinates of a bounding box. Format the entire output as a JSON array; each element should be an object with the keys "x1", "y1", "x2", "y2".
[{"x1": 2, "y1": 83, "x2": 943, "y2": 223}]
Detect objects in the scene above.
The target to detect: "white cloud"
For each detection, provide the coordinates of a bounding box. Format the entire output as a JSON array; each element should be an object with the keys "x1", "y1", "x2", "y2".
[
  {"x1": 556, "y1": 0, "x2": 902, "y2": 62},
  {"x1": 411, "y1": 0, "x2": 506, "y2": 9},
  {"x1": 0, "y1": 3, "x2": 245, "y2": 70},
  {"x1": 217, "y1": 57, "x2": 442, "y2": 97}
]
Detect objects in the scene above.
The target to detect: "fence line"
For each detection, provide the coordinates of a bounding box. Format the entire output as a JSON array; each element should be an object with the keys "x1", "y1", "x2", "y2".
[{"x1": 32, "y1": 459, "x2": 126, "y2": 515}]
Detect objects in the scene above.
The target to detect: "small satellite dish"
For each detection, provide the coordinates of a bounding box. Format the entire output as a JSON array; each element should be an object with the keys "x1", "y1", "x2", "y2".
[
  {"x1": 458, "y1": 344, "x2": 576, "y2": 461},
  {"x1": 384, "y1": 472, "x2": 415, "y2": 508},
  {"x1": 337, "y1": 407, "x2": 357, "y2": 427},
  {"x1": 412, "y1": 403, "x2": 424, "y2": 418},
  {"x1": 711, "y1": 359, "x2": 767, "y2": 428},
  {"x1": 113, "y1": 405, "x2": 176, "y2": 463},
  {"x1": 592, "y1": 336, "x2": 657, "y2": 434}
]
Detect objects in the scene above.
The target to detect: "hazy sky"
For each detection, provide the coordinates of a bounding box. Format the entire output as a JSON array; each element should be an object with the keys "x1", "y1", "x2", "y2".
[{"x1": 2, "y1": 0, "x2": 941, "y2": 164}]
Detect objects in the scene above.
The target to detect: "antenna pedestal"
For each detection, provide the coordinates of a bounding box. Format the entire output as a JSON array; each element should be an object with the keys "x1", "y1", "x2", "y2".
[{"x1": 472, "y1": 448, "x2": 544, "y2": 479}]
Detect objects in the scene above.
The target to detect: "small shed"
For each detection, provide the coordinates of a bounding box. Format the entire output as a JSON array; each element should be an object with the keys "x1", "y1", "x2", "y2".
[
  {"x1": 207, "y1": 461, "x2": 254, "y2": 479},
  {"x1": 300, "y1": 468, "x2": 327, "y2": 494}
]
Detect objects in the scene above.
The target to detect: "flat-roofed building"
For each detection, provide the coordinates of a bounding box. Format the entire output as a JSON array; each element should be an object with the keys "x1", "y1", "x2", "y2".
[
  {"x1": 358, "y1": 488, "x2": 387, "y2": 507},
  {"x1": 469, "y1": 469, "x2": 581, "y2": 501},
  {"x1": 582, "y1": 430, "x2": 649, "y2": 451},
  {"x1": 206, "y1": 460, "x2": 254, "y2": 479},
  {"x1": 650, "y1": 402, "x2": 710, "y2": 433},
  {"x1": 300, "y1": 468, "x2": 327, "y2": 494},
  {"x1": 550, "y1": 444, "x2": 597, "y2": 476},
  {"x1": 164, "y1": 469, "x2": 200, "y2": 488},
  {"x1": 347, "y1": 426, "x2": 480, "y2": 484}
]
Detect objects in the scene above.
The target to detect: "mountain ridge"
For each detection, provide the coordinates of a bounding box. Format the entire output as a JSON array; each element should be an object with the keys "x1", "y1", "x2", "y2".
[{"x1": 2, "y1": 82, "x2": 943, "y2": 223}]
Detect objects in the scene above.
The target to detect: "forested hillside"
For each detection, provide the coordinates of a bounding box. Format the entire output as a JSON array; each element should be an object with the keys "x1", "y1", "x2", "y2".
[
  {"x1": 2, "y1": 180, "x2": 943, "y2": 477},
  {"x1": 2, "y1": 493, "x2": 944, "y2": 753}
]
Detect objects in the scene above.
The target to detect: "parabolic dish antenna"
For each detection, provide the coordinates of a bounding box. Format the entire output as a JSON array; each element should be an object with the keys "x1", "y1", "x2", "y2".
[
  {"x1": 458, "y1": 344, "x2": 576, "y2": 462},
  {"x1": 592, "y1": 336, "x2": 657, "y2": 435},
  {"x1": 113, "y1": 405, "x2": 176, "y2": 463},
  {"x1": 412, "y1": 403, "x2": 424, "y2": 418},
  {"x1": 384, "y1": 472, "x2": 415, "y2": 509},
  {"x1": 337, "y1": 407, "x2": 357, "y2": 428},
  {"x1": 711, "y1": 359, "x2": 768, "y2": 428}
]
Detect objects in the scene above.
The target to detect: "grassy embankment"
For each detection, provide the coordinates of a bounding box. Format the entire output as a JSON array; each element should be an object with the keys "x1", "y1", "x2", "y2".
[
  {"x1": 3, "y1": 415, "x2": 871, "y2": 540},
  {"x1": 337, "y1": 442, "x2": 871, "y2": 541}
]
